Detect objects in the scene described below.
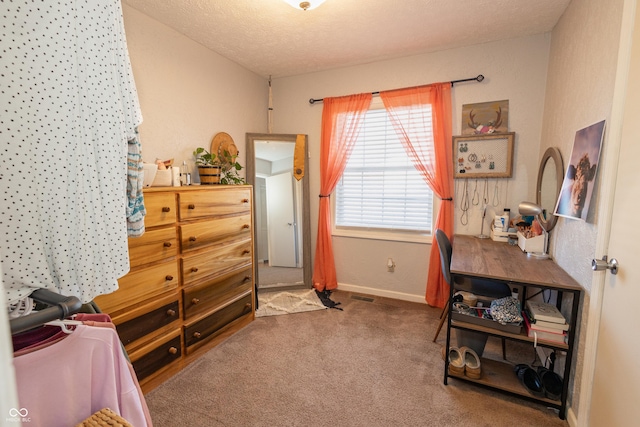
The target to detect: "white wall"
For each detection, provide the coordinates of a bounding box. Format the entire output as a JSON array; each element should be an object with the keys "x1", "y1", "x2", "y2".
[
  {"x1": 273, "y1": 34, "x2": 551, "y2": 301},
  {"x1": 539, "y1": 0, "x2": 625, "y2": 422},
  {"x1": 541, "y1": 0, "x2": 623, "y2": 293},
  {"x1": 122, "y1": 5, "x2": 268, "y2": 179}
]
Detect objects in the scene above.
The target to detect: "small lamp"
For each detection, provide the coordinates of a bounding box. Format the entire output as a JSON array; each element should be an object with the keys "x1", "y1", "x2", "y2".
[
  {"x1": 518, "y1": 201, "x2": 549, "y2": 259},
  {"x1": 283, "y1": 0, "x2": 327, "y2": 10}
]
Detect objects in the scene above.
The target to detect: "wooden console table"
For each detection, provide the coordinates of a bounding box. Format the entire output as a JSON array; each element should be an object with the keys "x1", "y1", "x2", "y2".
[{"x1": 445, "y1": 234, "x2": 582, "y2": 419}]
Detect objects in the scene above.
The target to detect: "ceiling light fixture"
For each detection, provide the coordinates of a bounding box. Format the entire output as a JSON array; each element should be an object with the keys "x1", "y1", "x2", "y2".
[{"x1": 283, "y1": 0, "x2": 326, "y2": 11}]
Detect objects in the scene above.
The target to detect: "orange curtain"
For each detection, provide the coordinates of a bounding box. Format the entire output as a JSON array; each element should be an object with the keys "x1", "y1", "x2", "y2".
[
  {"x1": 312, "y1": 93, "x2": 372, "y2": 291},
  {"x1": 380, "y1": 83, "x2": 453, "y2": 308}
]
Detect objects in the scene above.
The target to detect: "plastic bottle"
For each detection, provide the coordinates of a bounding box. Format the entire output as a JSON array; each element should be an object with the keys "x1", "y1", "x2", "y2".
[
  {"x1": 180, "y1": 161, "x2": 191, "y2": 186},
  {"x1": 502, "y1": 208, "x2": 511, "y2": 231}
]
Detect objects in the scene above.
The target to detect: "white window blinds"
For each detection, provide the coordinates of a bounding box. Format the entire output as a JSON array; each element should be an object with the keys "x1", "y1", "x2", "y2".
[{"x1": 335, "y1": 105, "x2": 434, "y2": 232}]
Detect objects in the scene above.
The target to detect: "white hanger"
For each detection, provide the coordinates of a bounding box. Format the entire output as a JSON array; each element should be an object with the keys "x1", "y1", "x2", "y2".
[
  {"x1": 8, "y1": 297, "x2": 34, "y2": 318},
  {"x1": 44, "y1": 319, "x2": 83, "y2": 334}
]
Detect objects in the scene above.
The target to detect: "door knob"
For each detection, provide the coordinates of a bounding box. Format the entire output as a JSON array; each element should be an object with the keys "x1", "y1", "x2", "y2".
[{"x1": 591, "y1": 255, "x2": 619, "y2": 275}]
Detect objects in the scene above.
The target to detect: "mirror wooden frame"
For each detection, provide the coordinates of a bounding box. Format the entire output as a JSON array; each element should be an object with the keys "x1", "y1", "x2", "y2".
[
  {"x1": 536, "y1": 146, "x2": 564, "y2": 232},
  {"x1": 245, "y1": 133, "x2": 312, "y2": 290}
]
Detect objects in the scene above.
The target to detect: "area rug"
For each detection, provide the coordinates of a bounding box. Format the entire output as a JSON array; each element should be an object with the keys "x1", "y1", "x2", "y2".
[{"x1": 255, "y1": 289, "x2": 327, "y2": 317}]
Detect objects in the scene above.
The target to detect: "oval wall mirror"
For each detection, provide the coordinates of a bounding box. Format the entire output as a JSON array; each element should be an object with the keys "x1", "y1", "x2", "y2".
[
  {"x1": 536, "y1": 147, "x2": 564, "y2": 232},
  {"x1": 245, "y1": 133, "x2": 311, "y2": 291}
]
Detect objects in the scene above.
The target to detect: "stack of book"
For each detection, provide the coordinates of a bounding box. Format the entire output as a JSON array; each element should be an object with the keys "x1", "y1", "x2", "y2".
[{"x1": 522, "y1": 300, "x2": 568, "y2": 344}]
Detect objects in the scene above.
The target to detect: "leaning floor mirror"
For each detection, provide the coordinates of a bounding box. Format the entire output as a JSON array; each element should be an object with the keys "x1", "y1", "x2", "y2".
[{"x1": 245, "y1": 133, "x2": 312, "y2": 291}]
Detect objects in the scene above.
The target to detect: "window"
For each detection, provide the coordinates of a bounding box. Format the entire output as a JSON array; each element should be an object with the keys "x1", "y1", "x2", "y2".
[{"x1": 334, "y1": 100, "x2": 434, "y2": 242}]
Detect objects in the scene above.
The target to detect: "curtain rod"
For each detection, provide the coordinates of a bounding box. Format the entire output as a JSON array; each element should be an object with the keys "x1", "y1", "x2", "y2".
[{"x1": 308, "y1": 74, "x2": 485, "y2": 105}]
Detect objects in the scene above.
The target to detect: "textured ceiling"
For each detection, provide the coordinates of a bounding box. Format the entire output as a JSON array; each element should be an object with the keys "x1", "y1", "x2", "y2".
[{"x1": 123, "y1": 0, "x2": 570, "y2": 78}]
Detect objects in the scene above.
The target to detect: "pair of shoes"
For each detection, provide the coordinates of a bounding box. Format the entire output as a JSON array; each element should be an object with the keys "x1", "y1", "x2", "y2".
[
  {"x1": 459, "y1": 346, "x2": 482, "y2": 379},
  {"x1": 514, "y1": 364, "x2": 544, "y2": 397},
  {"x1": 442, "y1": 346, "x2": 481, "y2": 378},
  {"x1": 514, "y1": 364, "x2": 563, "y2": 400},
  {"x1": 442, "y1": 346, "x2": 465, "y2": 375}
]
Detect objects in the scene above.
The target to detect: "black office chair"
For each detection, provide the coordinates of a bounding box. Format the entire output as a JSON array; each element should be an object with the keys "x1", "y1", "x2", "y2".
[{"x1": 432, "y1": 229, "x2": 512, "y2": 358}]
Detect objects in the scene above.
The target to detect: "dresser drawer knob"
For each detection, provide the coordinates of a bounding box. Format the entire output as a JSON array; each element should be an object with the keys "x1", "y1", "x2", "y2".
[
  {"x1": 191, "y1": 298, "x2": 200, "y2": 305},
  {"x1": 166, "y1": 309, "x2": 176, "y2": 317},
  {"x1": 168, "y1": 346, "x2": 178, "y2": 355},
  {"x1": 165, "y1": 275, "x2": 174, "y2": 281},
  {"x1": 193, "y1": 332, "x2": 202, "y2": 339},
  {"x1": 243, "y1": 276, "x2": 251, "y2": 282},
  {"x1": 188, "y1": 204, "x2": 196, "y2": 210},
  {"x1": 242, "y1": 224, "x2": 250, "y2": 229},
  {"x1": 241, "y1": 249, "x2": 250, "y2": 255},
  {"x1": 189, "y1": 236, "x2": 197, "y2": 242},
  {"x1": 244, "y1": 303, "x2": 252, "y2": 312},
  {"x1": 191, "y1": 267, "x2": 199, "y2": 273},
  {"x1": 163, "y1": 242, "x2": 172, "y2": 248},
  {"x1": 162, "y1": 206, "x2": 171, "y2": 212},
  {"x1": 242, "y1": 198, "x2": 249, "y2": 203}
]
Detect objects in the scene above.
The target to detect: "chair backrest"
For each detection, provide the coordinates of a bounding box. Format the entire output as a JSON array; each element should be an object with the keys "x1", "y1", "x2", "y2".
[
  {"x1": 435, "y1": 229, "x2": 453, "y2": 286},
  {"x1": 436, "y1": 229, "x2": 512, "y2": 298}
]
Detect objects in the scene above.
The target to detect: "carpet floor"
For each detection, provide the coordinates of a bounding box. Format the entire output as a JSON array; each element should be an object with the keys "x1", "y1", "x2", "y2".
[{"x1": 145, "y1": 291, "x2": 568, "y2": 427}]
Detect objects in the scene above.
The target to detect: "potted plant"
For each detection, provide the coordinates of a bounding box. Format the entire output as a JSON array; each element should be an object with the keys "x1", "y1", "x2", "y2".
[
  {"x1": 193, "y1": 147, "x2": 246, "y2": 185},
  {"x1": 193, "y1": 147, "x2": 221, "y2": 185}
]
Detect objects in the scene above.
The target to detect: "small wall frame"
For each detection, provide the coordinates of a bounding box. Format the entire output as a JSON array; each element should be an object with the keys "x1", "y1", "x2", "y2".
[{"x1": 453, "y1": 132, "x2": 515, "y2": 179}]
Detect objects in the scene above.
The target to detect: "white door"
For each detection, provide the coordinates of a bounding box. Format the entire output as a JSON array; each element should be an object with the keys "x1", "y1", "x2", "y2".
[
  {"x1": 266, "y1": 172, "x2": 297, "y2": 267},
  {"x1": 590, "y1": 4, "x2": 640, "y2": 423},
  {"x1": 255, "y1": 178, "x2": 269, "y2": 263}
]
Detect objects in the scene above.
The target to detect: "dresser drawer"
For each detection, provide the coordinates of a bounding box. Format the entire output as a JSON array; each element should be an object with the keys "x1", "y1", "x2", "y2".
[
  {"x1": 94, "y1": 262, "x2": 179, "y2": 315},
  {"x1": 180, "y1": 215, "x2": 251, "y2": 253},
  {"x1": 144, "y1": 192, "x2": 177, "y2": 227},
  {"x1": 182, "y1": 238, "x2": 252, "y2": 287},
  {"x1": 116, "y1": 300, "x2": 180, "y2": 347},
  {"x1": 131, "y1": 334, "x2": 182, "y2": 382},
  {"x1": 184, "y1": 293, "x2": 253, "y2": 351},
  {"x1": 183, "y1": 267, "x2": 252, "y2": 320},
  {"x1": 178, "y1": 187, "x2": 251, "y2": 221},
  {"x1": 128, "y1": 227, "x2": 177, "y2": 268}
]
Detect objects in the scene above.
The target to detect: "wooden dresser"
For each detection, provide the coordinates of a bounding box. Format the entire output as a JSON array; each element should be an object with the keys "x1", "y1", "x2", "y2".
[{"x1": 94, "y1": 186, "x2": 255, "y2": 393}]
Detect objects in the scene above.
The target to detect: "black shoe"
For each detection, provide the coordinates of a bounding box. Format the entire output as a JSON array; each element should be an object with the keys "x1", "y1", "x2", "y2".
[
  {"x1": 537, "y1": 366, "x2": 563, "y2": 401},
  {"x1": 514, "y1": 364, "x2": 545, "y2": 398}
]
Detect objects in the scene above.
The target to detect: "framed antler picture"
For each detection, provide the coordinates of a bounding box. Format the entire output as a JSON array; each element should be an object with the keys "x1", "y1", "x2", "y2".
[
  {"x1": 453, "y1": 132, "x2": 515, "y2": 179},
  {"x1": 461, "y1": 100, "x2": 509, "y2": 135}
]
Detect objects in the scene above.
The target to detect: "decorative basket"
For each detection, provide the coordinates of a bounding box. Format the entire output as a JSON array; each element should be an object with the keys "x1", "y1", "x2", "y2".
[
  {"x1": 75, "y1": 408, "x2": 133, "y2": 427},
  {"x1": 197, "y1": 165, "x2": 221, "y2": 185}
]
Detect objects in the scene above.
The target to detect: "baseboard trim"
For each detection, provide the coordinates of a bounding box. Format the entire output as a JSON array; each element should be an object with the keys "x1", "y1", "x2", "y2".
[
  {"x1": 567, "y1": 405, "x2": 578, "y2": 426},
  {"x1": 337, "y1": 283, "x2": 426, "y2": 304}
]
